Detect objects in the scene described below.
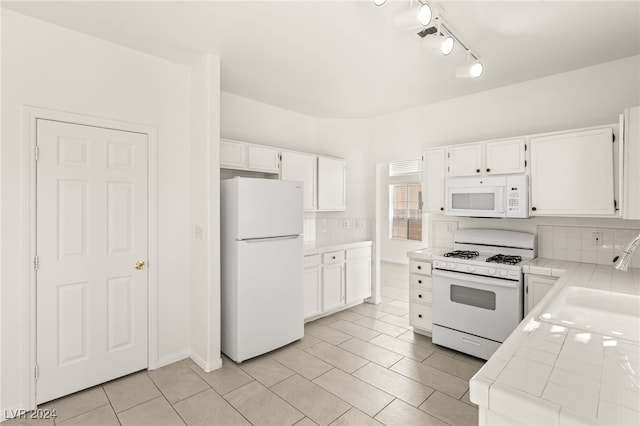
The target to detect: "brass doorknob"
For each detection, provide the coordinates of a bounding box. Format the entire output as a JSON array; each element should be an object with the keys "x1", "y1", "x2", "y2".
[{"x1": 135, "y1": 260, "x2": 145, "y2": 270}]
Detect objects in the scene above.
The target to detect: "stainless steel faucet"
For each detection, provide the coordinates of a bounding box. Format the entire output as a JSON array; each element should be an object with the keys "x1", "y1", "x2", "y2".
[{"x1": 615, "y1": 232, "x2": 640, "y2": 271}]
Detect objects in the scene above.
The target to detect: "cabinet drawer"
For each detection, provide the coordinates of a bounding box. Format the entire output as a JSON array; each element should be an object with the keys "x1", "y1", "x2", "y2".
[
  {"x1": 409, "y1": 274, "x2": 432, "y2": 289},
  {"x1": 323, "y1": 250, "x2": 345, "y2": 264},
  {"x1": 346, "y1": 246, "x2": 371, "y2": 259},
  {"x1": 410, "y1": 302, "x2": 432, "y2": 331},
  {"x1": 409, "y1": 260, "x2": 431, "y2": 276},
  {"x1": 304, "y1": 254, "x2": 321, "y2": 268},
  {"x1": 410, "y1": 288, "x2": 432, "y2": 304}
]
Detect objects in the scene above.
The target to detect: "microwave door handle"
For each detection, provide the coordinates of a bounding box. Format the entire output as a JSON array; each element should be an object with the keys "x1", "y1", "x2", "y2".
[{"x1": 496, "y1": 187, "x2": 505, "y2": 213}]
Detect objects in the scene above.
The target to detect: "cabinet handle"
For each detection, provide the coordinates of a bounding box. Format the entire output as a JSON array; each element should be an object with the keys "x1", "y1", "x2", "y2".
[
  {"x1": 440, "y1": 207, "x2": 444, "y2": 211},
  {"x1": 532, "y1": 207, "x2": 537, "y2": 211},
  {"x1": 418, "y1": 279, "x2": 422, "y2": 284},
  {"x1": 417, "y1": 265, "x2": 421, "y2": 270},
  {"x1": 332, "y1": 256, "x2": 336, "y2": 260},
  {"x1": 418, "y1": 314, "x2": 422, "y2": 318},
  {"x1": 476, "y1": 169, "x2": 480, "y2": 173},
  {"x1": 486, "y1": 168, "x2": 490, "y2": 172},
  {"x1": 418, "y1": 294, "x2": 423, "y2": 298}
]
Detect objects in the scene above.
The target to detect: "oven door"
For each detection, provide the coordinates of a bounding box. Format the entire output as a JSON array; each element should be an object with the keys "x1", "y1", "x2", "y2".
[{"x1": 432, "y1": 269, "x2": 523, "y2": 342}]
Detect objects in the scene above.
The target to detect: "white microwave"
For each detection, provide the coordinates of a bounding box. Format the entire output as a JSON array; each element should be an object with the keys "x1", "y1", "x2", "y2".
[{"x1": 445, "y1": 175, "x2": 529, "y2": 218}]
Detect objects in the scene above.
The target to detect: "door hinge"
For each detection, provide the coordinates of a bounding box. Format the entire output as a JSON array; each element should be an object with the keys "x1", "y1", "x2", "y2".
[
  {"x1": 612, "y1": 133, "x2": 616, "y2": 142},
  {"x1": 447, "y1": 153, "x2": 450, "y2": 158},
  {"x1": 525, "y1": 285, "x2": 528, "y2": 294},
  {"x1": 614, "y1": 199, "x2": 619, "y2": 211},
  {"x1": 35, "y1": 364, "x2": 39, "y2": 380},
  {"x1": 524, "y1": 160, "x2": 527, "y2": 167},
  {"x1": 447, "y1": 166, "x2": 450, "y2": 172},
  {"x1": 33, "y1": 255, "x2": 39, "y2": 271},
  {"x1": 34, "y1": 146, "x2": 40, "y2": 161},
  {"x1": 524, "y1": 144, "x2": 527, "y2": 152}
]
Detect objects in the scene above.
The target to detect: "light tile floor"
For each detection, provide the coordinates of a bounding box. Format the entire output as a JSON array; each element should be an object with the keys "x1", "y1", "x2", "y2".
[{"x1": 7, "y1": 261, "x2": 484, "y2": 426}]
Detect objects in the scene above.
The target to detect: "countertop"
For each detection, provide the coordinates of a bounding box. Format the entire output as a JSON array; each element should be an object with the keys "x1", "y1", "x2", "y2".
[
  {"x1": 406, "y1": 247, "x2": 449, "y2": 261},
  {"x1": 470, "y1": 260, "x2": 640, "y2": 425},
  {"x1": 303, "y1": 240, "x2": 372, "y2": 256}
]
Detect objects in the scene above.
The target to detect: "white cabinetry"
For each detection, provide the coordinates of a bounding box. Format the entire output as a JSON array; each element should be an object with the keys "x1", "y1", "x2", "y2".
[
  {"x1": 530, "y1": 127, "x2": 615, "y2": 216},
  {"x1": 622, "y1": 106, "x2": 640, "y2": 220},
  {"x1": 525, "y1": 274, "x2": 558, "y2": 315},
  {"x1": 303, "y1": 254, "x2": 322, "y2": 319},
  {"x1": 422, "y1": 149, "x2": 446, "y2": 213},
  {"x1": 281, "y1": 151, "x2": 317, "y2": 211},
  {"x1": 322, "y1": 251, "x2": 345, "y2": 312},
  {"x1": 345, "y1": 247, "x2": 372, "y2": 304},
  {"x1": 220, "y1": 138, "x2": 280, "y2": 173},
  {"x1": 317, "y1": 156, "x2": 346, "y2": 211},
  {"x1": 408, "y1": 259, "x2": 433, "y2": 335},
  {"x1": 447, "y1": 138, "x2": 526, "y2": 177}
]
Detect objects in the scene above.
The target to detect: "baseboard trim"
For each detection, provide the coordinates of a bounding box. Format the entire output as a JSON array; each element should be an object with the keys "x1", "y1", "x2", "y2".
[
  {"x1": 155, "y1": 350, "x2": 190, "y2": 369},
  {"x1": 190, "y1": 352, "x2": 223, "y2": 373}
]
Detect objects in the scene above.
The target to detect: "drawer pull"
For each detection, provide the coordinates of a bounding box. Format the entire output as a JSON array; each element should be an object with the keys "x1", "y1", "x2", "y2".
[
  {"x1": 418, "y1": 314, "x2": 422, "y2": 319},
  {"x1": 418, "y1": 294, "x2": 422, "y2": 298},
  {"x1": 462, "y1": 337, "x2": 481, "y2": 346},
  {"x1": 418, "y1": 280, "x2": 422, "y2": 284},
  {"x1": 417, "y1": 265, "x2": 422, "y2": 270}
]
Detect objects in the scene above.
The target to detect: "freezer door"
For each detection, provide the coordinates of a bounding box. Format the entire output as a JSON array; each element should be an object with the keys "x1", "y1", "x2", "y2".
[
  {"x1": 236, "y1": 178, "x2": 303, "y2": 239},
  {"x1": 233, "y1": 235, "x2": 304, "y2": 362}
]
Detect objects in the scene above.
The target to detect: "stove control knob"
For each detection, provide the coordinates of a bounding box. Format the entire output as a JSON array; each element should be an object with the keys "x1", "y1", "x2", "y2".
[
  {"x1": 499, "y1": 270, "x2": 508, "y2": 277},
  {"x1": 488, "y1": 269, "x2": 496, "y2": 275},
  {"x1": 468, "y1": 266, "x2": 476, "y2": 273}
]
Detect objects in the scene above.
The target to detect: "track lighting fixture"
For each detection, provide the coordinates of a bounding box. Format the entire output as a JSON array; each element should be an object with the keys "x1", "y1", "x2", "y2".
[
  {"x1": 375, "y1": 1, "x2": 485, "y2": 78},
  {"x1": 395, "y1": 3, "x2": 432, "y2": 30},
  {"x1": 456, "y1": 53, "x2": 484, "y2": 78}
]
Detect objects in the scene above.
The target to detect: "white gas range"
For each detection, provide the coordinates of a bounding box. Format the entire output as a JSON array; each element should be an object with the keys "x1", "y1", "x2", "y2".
[{"x1": 431, "y1": 229, "x2": 536, "y2": 360}]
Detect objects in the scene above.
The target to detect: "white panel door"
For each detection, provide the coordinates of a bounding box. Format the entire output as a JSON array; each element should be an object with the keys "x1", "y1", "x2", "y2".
[
  {"x1": 485, "y1": 138, "x2": 526, "y2": 175},
  {"x1": 317, "y1": 156, "x2": 346, "y2": 211},
  {"x1": 36, "y1": 119, "x2": 148, "y2": 404},
  {"x1": 345, "y1": 257, "x2": 371, "y2": 304},
  {"x1": 322, "y1": 262, "x2": 344, "y2": 312},
  {"x1": 447, "y1": 144, "x2": 482, "y2": 177},
  {"x1": 247, "y1": 144, "x2": 280, "y2": 173},
  {"x1": 220, "y1": 139, "x2": 247, "y2": 169},
  {"x1": 281, "y1": 151, "x2": 317, "y2": 211}
]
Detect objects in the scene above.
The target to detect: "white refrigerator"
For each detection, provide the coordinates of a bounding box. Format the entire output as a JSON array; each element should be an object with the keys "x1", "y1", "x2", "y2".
[{"x1": 220, "y1": 177, "x2": 304, "y2": 363}]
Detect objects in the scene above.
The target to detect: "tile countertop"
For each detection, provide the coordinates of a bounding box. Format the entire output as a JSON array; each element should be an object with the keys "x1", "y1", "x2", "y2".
[
  {"x1": 470, "y1": 260, "x2": 640, "y2": 426},
  {"x1": 303, "y1": 240, "x2": 372, "y2": 256},
  {"x1": 406, "y1": 247, "x2": 449, "y2": 261}
]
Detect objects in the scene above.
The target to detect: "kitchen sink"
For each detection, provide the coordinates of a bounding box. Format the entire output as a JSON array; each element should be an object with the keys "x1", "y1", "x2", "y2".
[{"x1": 538, "y1": 286, "x2": 640, "y2": 343}]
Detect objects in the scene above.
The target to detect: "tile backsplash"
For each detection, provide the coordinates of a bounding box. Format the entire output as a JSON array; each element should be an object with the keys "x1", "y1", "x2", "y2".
[
  {"x1": 537, "y1": 225, "x2": 640, "y2": 268},
  {"x1": 304, "y1": 216, "x2": 372, "y2": 243}
]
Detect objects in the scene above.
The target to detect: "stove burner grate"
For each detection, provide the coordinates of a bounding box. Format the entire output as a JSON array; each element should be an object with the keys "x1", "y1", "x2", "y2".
[
  {"x1": 444, "y1": 250, "x2": 479, "y2": 260},
  {"x1": 486, "y1": 254, "x2": 522, "y2": 265}
]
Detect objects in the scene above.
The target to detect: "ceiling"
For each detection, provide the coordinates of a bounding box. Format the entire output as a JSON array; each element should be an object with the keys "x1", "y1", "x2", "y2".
[{"x1": 3, "y1": 1, "x2": 639, "y2": 118}]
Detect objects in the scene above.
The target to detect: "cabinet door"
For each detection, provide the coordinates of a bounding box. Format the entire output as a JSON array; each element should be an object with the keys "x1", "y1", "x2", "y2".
[
  {"x1": 447, "y1": 144, "x2": 482, "y2": 177},
  {"x1": 247, "y1": 145, "x2": 280, "y2": 173},
  {"x1": 485, "y1": 139, "x2": 526, "y2": 175},
  {"x1": 317, "y1": 157, "x2": 346, "y2": 211},
  {"x1": 304, "y1": 267, "x2": 322, "y2": 319},
  {"x1": 525, "y1": 275, "x2": 558, "y2": 314},
  {"x1": 530, "y1": 128, "x2": 615, "y2": 216},
  {"x1": 345, "y1": 257, "x2": 371, "y2": 304},
  {"x1": 220, "y1": 139, "x2": 246, "y2": 169},
  {"x1": 322, "y1": 262, "x2": 344, "y2": 312},
  {"x1": 423, "y1": 149, "x2": 446, "y2": 213},
  {"x1": 281, "y1": 151, "x2": 317, "y2": 211},
  {"x1": 623, "y1": 107, "x2": 640, "y2": 220}
]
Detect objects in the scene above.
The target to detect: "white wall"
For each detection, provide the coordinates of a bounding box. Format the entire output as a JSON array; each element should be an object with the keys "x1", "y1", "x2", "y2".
[
  {"x1": 372, "y1": 56, "x2": 640, "y2": 261},
  {"x1": 190, "y1": 55, "x2": 222, "y2": 372},
  {"x1": 1, "y1": 10, "x2": 192, "y2": 414}
]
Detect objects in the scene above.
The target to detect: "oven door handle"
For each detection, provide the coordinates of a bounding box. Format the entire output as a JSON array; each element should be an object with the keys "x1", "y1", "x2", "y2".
[{"x1": 433, "y1": 269, "x2": 518, "y2": 289}]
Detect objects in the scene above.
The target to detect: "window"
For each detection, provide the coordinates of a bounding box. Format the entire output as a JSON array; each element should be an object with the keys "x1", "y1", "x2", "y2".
[{"x1": 390, "y1": 182, "x2": 422, "y2": 241}]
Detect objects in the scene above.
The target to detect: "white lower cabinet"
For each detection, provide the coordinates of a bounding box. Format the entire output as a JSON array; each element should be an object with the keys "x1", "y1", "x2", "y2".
[
  {"x1": 525, "y1": 274, "x2": 558, "y2": 315},
  {"x1": 408, "y1": 259, "x2": 433, "y2": 335},
  {"x1": 304, "y1": 244, "x2": 372, "y2": 321},
  {"x1": 322, "y1": 260, "x2": 345, "y2": 313}
]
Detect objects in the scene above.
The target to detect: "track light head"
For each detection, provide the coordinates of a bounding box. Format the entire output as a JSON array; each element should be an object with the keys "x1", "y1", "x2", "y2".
[
  {"x1": 372, "y1": 0, "x2": 386, "y2": 6},
  {"x1": 395, "y1": 4, "x2": 432, "y2": 30},
  {"x1": 440, "y1": 36, "x2": 455, "y2": 56},
  {"x1": 456, "y1": 60, "x2": 483, "y2": 78}
]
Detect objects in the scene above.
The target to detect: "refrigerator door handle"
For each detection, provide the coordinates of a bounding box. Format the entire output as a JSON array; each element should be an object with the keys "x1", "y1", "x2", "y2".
[{"x1": 239, "y1": 235, "x2": 300, "y2": 243}]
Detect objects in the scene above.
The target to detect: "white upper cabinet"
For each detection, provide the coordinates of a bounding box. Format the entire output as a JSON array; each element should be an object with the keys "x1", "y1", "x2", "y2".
[
  {"x1": 220, "y1": 139, "x2": 247, "y2": 169},
  {"x1": 247, "y1": 144, "x2": 280, "y2": 173},
  {"x1": 622, "y1": 106, "x2": 640, "y2": 220},
  {"x1": 447, "y1": 139, "x2": 526, "y2": 177},
  {"x1": 530, "y1": 127, "x2": 615, "y2": 216},
  {"x1": 422, "y1": 148, "x2": 446, "y2": 213},
  {"x1": 281, "y1": 151, "x2": 317, "y2": 211},
  {"x1": 318, "y1": 156, "x2": 346, "y2": 211},
  {"x1": 447, "y1": 144, "x2": 483, "y2": 176},
  {"x1": 485, "y1": 139, "x2": 526, "y2": 175},
  {"x1": 220, "y1": 138, "x2": 279, "y2": 173}
]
